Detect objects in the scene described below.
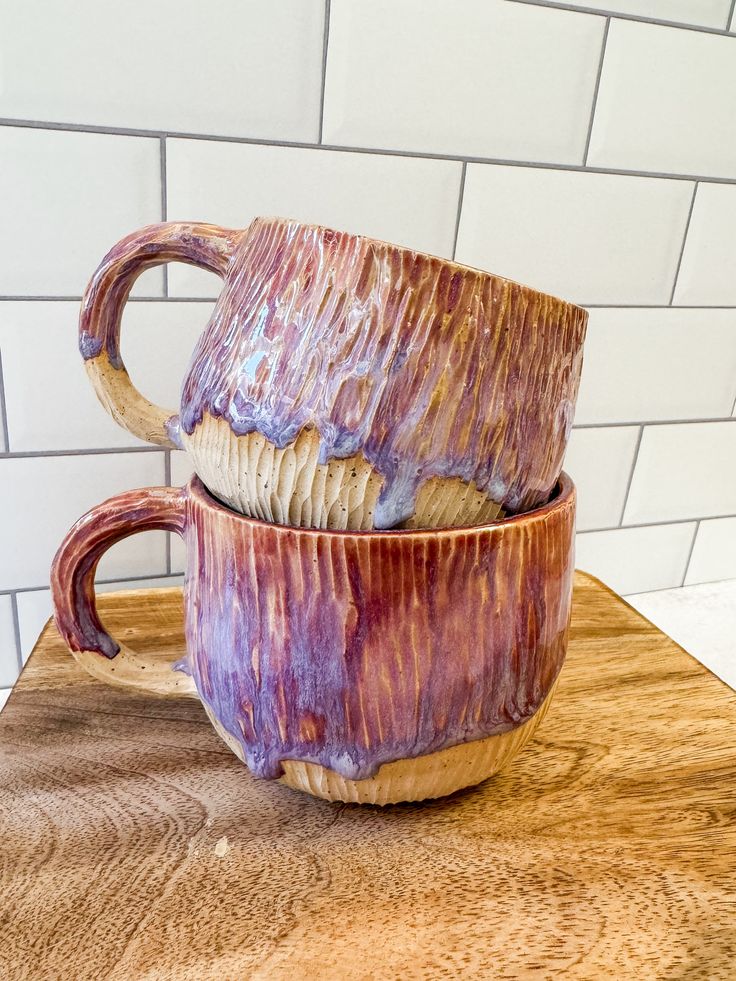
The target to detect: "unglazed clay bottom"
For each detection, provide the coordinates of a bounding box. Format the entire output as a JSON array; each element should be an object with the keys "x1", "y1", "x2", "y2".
[
  {"x1": 204, "y1": 682, "x2": 557, "y2": 805},
  {"x1": 183, "y1": 414, "x2": 503, "y2": 530}
]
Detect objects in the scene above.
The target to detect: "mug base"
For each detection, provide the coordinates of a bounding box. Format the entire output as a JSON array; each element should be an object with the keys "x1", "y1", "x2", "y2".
[
  {"x1": 204, "y1": 680, "x2": 558, "y2": 805},
  {"x1": 184, "y1": 414, "x2": 503, "y2": 531}
]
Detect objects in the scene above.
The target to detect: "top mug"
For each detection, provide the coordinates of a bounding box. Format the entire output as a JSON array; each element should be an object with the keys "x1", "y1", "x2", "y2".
[{"x1": 80, "y1": 218, "x2": 587, "y2": 530}]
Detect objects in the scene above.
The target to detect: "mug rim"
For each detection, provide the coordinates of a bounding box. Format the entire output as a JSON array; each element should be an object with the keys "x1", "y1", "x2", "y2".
[
  {"x1": 247, "y1": 215, "x2": 587, "y2": 318},
  {"x1": 187, "y1": 471, "x2": 575, "y2": 539}
]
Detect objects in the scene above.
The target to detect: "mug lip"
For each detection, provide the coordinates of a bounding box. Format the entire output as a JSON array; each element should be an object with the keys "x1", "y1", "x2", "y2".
[
  {"x1": 187, "y1": 471, "x2": 575, "y2": 539},
  {"x1": 247, "y1": 216, "x2": 587, "y2": 318}
]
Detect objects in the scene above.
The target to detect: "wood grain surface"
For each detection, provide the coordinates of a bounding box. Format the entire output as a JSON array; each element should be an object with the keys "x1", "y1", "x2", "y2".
[{"x1": 1, "y1": 572, "x2": 735, "y2": 980}]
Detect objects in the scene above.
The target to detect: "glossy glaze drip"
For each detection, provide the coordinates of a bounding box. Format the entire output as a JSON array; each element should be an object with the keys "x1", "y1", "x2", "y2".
[
  {"x1": 181, "y1": 476, "x2": 575, "y2": 781},
  {"x1": 178, "y1": 218, "x2": 587, "y2": 527}
]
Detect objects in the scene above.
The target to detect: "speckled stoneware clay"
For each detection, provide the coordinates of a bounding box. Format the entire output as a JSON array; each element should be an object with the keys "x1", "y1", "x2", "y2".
[
  {"x1": 80, "y1": 218, "x2": 587, "y2": 530},
  {"x1": 51, "y1": 473, "x2": 575, "y2": 805}
]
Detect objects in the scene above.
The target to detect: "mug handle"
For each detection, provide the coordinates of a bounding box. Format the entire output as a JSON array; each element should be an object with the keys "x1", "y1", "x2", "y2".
[
  {"x1": 79, "y1": 221, "x2": 242, "y2": 448},
  {"x1": 50, "y1": 485, "x2": 196, "y2": 697}
]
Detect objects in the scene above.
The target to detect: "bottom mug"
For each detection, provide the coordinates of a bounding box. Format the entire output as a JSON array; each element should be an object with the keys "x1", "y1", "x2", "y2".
[{"x1": 51, "y1": 474, "x2": 576, "y2": 805}]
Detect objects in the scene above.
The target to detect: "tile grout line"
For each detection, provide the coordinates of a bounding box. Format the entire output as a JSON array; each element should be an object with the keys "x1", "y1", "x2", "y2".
[
  {"x1": 680, "y1": 520, "x2": 701, "y2": 586},
  {"x1": 668, "y1": 182, "x2": 698, "y2": 305},
  {"x1": 4, "y1": 116, "x2": 736, "y2": 186},
  {"x1": 580, "y1": 514, "x2": 724, "y2": 535},
  {"x1": 0, "y1": 571, "x2": 185, "y2": 600},
  {"x1": 617, "y1": 424, "x2": 644, "y2": 525},
  {"x1": 573, "y1": 415, "x2": 736, "y2": 429},
  {"x1": 4, "y1": 297, "x2": 736, "y2": 310},
  {"x1": 582, "y1": 17, "x2": 609, "y2": 166},
  {"x1": 0, "y1": 350, "x2": 11, "y2": 452},
  {"x1": 507, "y1": 0, "x2": 736, "y2": 37},
  {"x1": 451, "y1": 162, "x2": 468, "y2": 260},
  {"x1": 0, "y1": 296, "x2": 218, "y2": 302},
  {"x1": 164, "y1": 450, "x2": 172, "y2": 574},
  {"x1": 727, "y1": 0, "x2": 736, "y2": 30},
  {"x1": 0, "y1": 419, "x2": 733, "y2": 458},
  {"x1": 317, "y1": 0, "x2": 332, "y2": 144},
  {"x1": 0, "y1": 446, "x2": 164, "y2": 459},
  {"x1": 160, "y1": 136, "x2": 168, "y2": 296},
  {"x1": 9, "y1": 593, "x2": 23, "y2": 673}
]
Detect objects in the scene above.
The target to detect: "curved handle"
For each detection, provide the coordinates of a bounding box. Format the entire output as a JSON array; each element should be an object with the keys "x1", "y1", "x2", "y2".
[
  {"x1": 51, "y1": 485, "x2": 196, "y2": 696},
  {"x1": 79, "y1": 221, "x2": 242, "y2": 447}
]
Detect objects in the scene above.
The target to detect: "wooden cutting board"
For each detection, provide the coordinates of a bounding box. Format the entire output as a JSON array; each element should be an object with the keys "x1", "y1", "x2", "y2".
[{"x1": 1, "y1": 572, "x2": 734, "y2": 980}]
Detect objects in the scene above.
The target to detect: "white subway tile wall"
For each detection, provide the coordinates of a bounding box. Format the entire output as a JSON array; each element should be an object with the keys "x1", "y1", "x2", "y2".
[
  {"x1": 454, "y1": 166, "x2": 693, "y2": 304},
  {"x1": 0, "y1": 128, "x2": 164, "y2": 296},
  {"x1": 551, "y1": 1, "x2": 731, "y2": 28},
  {"x1": 672, "y1": 183, "x2": 736, "y2": 305},
  {"x1": 588, "y1": 21, "x2": 736, "y2": 178},
  {"x1": 624, "y1": 422, "x2": 736, "y2": 524},
  {"x1": 165, "y1": 140, "x2": 462, "y2": 296},
  {"x1": 0, "y1": 0, "x2": 325, "y2": 140},
  {"x1": 575, "y1": 523, "x2": 697, "y2": 595},
  {"x1": 322, "y1": 0, "x2": 605, "y2": 163},
  {"x1": 563, "y1": 426, "x2": 640, "y2": 531},
  {"x1": 685, "y1": 517, "x2": 736, "y2": 585},
  {"x1": 0, "y1": 302, "x2": 211, "y2": 451},
  {"x1": 574, "y1": 308, "x2": 736, "y2": 424},
  {"x1": 3, "y1": 0, "x2": 736, "y2": 696}
]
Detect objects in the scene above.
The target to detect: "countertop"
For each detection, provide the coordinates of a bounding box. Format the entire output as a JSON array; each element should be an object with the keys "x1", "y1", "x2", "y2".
[{"x1": 1, "y1": 572, "x2": 735, "y2": 979}]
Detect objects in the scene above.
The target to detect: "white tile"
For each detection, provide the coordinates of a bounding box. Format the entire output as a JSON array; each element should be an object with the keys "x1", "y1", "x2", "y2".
[
  {"x1": 170, "y1": 451, "x2": 195, "y2": 487},
  {"x1": 588, "y1": 21, "x2": 736, "y2": 178},
  {"x1": 626, "y1": 581, "x2": 736, "y2": 690},
  {"x1": 455, "y1": 165, "x2": 693, "y2": 305},
  {"x1": 563, "y1": 427, "x2": 640, "y2": 531},
  {"x1": 16, "y1": 576, "x2": 184, "y2": 663},
  {"x1": 575, "y1": 308, "x2": 736, "y2": 424},
  {"x1": 15, "y1": 591, "x2": 53, "y2": 664},
  {"x1": 0, "y1": 128, "x2": 163, "y2": 297},
  {"x1": 0, "y1": 301, "x2": 213, "y2": 451},
  {"x1": 323, "y1": 0, "x2": 604, "y2": 164},
  {"x1": 624, "y1": 422, "x2": 736, "y2": 524},
  {"x1": 0, "y1": 453, "x2": 168, "y2": 591},
  {"x1": 0, "y1": 1, "x2": 324, "y2": 141},
  {"x1": 685, "y1": 517, "x2": 736, "y2": 585},
  {"x1": 166, "y1": 140, "x2": 463, "y2": 296},
  {"x1": 0, "y1": 595, "x2": 19, "y2": 689},
  {"x1": 576, "y1": 523, "x2": 696, "y2": 595},
  {"x1": 0, "y1": 689, "x2": 11, "y2": 712},
  {"x1": 732, "y1": 6, "x2": 736, "y2": 29},
  {"x1": 673, "y1": 184, "x2": 736, "y2": 306},
  {"x1": 556, "y1": 0, "x2": 730, "y2": 27}
]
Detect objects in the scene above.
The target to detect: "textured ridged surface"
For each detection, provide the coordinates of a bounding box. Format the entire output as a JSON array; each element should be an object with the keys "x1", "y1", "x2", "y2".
[
  {"x1": 52, "y1": 474, "x2": 575, "y2": 791},
  {"x1": 80, "y1": 218, "x2": 587, "y2": 528},
  {"x1": 186, "y1": 413, "x2": 502, "y2": 530},
  {"x1": 204, "y1": 684, "x2": 555, "y2": 804}
]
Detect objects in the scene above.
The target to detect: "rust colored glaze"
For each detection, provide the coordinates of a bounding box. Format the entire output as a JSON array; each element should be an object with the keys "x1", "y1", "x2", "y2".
[
  {"x1": 80, "y1": 218, "x2": 587, "y2": 526},
  {"x1": 51, "y1": 475, "x2": 576, "y2": 782}
]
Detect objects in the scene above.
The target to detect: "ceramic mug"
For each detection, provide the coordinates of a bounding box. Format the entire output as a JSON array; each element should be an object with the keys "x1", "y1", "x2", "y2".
[
  {"x1": 80, "y1": 218, "x2": 587, "y2": 530},
  {"x1": 51, "y1": 473, "x2": 576, "y2": 805}
]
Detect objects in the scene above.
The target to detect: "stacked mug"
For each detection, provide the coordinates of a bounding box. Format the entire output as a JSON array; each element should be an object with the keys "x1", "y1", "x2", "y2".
[{"x1": 52, "y1": 218, "x2": 587, "y2": 805}]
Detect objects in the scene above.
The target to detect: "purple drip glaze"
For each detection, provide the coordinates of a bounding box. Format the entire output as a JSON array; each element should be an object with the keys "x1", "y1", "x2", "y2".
[
  {"x1": 51, "y1": 477, "x2": 576, "y2": 782},
  {"x1": 79, "y1": 218, "x2": 587, "y2": 529}
]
